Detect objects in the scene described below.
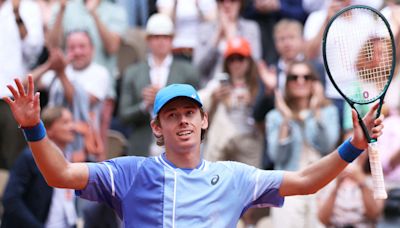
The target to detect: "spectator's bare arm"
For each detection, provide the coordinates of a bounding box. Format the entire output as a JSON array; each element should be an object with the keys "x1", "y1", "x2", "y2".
[
  {"x1": 12, "y1": 0, "x2": 27, "y2": 39},
  {"x1": 305, "y1": 0, "x2": 342, "y2": 60},
  {"x1": 86, "y1": 0, "x2": 121, "y2": 54},
  {"x1": 48, "y1": 0, "x2": 67, "y2": 48},
  {"x1": 48, "y1": 48, "x2": 74, "y2": 105}
]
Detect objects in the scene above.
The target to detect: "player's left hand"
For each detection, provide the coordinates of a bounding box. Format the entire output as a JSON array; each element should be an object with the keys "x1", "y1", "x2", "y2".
[{"x1": 350, "y1": 102, "x2": 384, "y2": 149}]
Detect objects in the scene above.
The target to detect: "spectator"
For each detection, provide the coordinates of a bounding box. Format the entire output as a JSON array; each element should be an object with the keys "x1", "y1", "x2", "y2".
[
  {"x1": 0, "y1": 0, "x2": 44, "y2": 169},
  {"x1": 32, "y1": 30, "x2": 111, "y2": 162},
  {"x1": 200, "y1": 37, "x2": 263, "y2": 168},
  {"x1": 157, "y1": 0, "x2": 217, "y2": 62},
  {"x1": 36, "y1": 32, "x2": 119, "y2": 227},
  {"x1": 1, "y1": 106, "x2": 77, "y2": 228},
  {"x1": 199, "y1": 37, "x2": 264, "y2": 227},
  {"x1": 272, "y1": 19, "x2": 314, "y2": 90},
  {"x1": 119, "y1": 13, "x2": 200, "y2": 157},
  {"x1": 193, "y1": 0, "x2": 261, "y2": 85},
  {"x1": 252, "y1": 19, "x2": 324, "y2": 161},
  {"x1": 242, "y1": 0, "x2": 308, "y2": 65},
  {"x1": 317, "y1": 153, "x2": 384, "y2": 227},
  {"x1": 266, "y1": 60, "x2": 340, "y2": 228},
  {"x1": 48, "y1": 0, "x2": 128, "y2": 148}
]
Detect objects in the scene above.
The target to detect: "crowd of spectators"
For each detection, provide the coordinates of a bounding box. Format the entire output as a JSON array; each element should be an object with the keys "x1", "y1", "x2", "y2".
[{"x1": 1, "y1": 0, "x2": 400, "y2": 227}]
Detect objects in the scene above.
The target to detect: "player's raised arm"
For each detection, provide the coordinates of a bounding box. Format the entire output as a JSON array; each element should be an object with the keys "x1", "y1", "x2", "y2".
[
  {"x1": 3, "y1": 76, "x2": 89, "y2": 190},
  {"x1": 279, "y1": 102, "x2": 384, "y2": 196}
]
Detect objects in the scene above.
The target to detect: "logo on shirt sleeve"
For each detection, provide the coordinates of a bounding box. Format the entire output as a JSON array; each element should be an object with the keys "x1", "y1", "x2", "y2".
[{"x1": 211, "y1": 175, "x2": 219, "y2": 185}]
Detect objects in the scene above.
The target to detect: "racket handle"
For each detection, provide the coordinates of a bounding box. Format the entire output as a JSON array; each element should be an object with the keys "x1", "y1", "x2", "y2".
[{"x1": 368, "y1": 142, "x2": 387, "y2": 199}]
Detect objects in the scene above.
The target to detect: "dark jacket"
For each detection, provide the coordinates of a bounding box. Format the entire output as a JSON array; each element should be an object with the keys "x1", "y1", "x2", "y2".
[
  {"x1": 1, "y1": 148, "x2": 53, "y2": 228},
  {"x1": 119, "y1": 58, "x2": 200, "y2": 156}
]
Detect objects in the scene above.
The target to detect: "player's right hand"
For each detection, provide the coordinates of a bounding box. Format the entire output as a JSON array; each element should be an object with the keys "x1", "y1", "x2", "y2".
[{"x1": 3, "y1": 76, "x2": 41, "y2": 128}]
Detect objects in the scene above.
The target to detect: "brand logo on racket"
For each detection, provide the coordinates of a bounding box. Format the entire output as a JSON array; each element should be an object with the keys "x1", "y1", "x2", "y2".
[
  {"x1": 211, "y1": 175, "x2": 219, "y2": 185},
  {"x1": 363, "y1": 91, "x2": 369, "y2": 99}
]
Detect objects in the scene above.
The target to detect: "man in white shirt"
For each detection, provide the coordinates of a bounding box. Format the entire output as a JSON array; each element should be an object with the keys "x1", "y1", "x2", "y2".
[
  {"x1": 33, "y1": 30, "x2": 110, "y2": 162},
  {"x1": 0, "y1": 0, "x2": 44, "y2": 169}
]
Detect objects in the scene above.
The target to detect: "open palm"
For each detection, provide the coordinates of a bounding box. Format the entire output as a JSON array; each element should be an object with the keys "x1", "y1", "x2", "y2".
[{"x1": 3, "y1": 76, "x2": 40, "y2": 128}]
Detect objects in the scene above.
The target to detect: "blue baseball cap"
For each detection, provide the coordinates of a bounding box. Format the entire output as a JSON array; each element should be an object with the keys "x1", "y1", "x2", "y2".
[{"x1": 153, "y1": 84, "x2": 203, "y2": 116}]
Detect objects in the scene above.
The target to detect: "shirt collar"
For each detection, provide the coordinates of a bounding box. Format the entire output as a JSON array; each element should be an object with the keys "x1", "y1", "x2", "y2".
[
  {"x1": 158, "y1": 152, "x2": 205, "y2": 171},
  {"x1": 148, "y1": 54, "x2": 173, "y2": 69}
]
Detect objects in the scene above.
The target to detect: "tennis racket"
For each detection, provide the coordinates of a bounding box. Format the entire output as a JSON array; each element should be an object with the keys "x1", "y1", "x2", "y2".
[{"x1": 323, "y1": 5, "x2": 396, "y2": 199}]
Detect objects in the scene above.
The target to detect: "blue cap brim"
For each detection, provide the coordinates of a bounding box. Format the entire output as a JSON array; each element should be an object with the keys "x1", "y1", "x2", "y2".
[{"x1": 153, "y1": 84, "x2": 202, "y2": 116}]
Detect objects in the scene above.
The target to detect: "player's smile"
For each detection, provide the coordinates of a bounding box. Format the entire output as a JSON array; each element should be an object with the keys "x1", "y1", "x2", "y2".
[{"x1": 177, "y1": 130, "x2": 193, "y2": 137}]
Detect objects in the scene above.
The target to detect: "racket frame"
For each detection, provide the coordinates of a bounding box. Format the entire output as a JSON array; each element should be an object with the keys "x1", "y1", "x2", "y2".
[{"x1": 322, "y1": 4, "x2": 396, "y2": 143}]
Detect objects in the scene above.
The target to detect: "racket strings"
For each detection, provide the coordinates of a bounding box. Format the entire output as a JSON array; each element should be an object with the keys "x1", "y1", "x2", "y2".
[
  {"x1": 356, "y1": 37, "x2": 393, "y2": 93},
  {"x1": 325, "y1": 7, "x2": 394, "y2": 103}
]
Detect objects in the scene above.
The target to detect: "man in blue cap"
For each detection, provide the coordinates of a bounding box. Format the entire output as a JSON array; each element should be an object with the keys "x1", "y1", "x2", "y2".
[{"x1": 3, "y1": 76, "x2": 384, "y2": 227}]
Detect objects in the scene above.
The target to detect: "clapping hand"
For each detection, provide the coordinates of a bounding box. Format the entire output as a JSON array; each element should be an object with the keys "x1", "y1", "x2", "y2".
[
  {"x1": 48, "y1": 48, "x2": 68, "y2": 74},
  {"x1": 274, "y1": 89, "x2": 292, "y2": 121},
  {"x1": 309, "y1": 81, "x2": 325, "y2": 119},
  {"x1": 142, "y1": 85, "x2": 161, "y2": 112}
]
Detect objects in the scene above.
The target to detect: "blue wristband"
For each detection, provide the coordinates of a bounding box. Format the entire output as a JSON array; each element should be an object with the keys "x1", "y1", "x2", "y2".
[
  {"x1": 338, "y1": 138, "x2": 364, "y2": 163},
  {"x1": 22, "y1": 121, "x2": 46, "y2": 142}
]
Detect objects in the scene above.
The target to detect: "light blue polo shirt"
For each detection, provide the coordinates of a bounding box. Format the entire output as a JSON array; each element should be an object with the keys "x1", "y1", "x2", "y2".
[{"x1": 76, "y1": 154, "x2": 284, "y2": 228}]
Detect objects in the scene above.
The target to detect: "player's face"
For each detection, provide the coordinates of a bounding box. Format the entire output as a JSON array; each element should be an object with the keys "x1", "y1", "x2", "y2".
[
  {"x1": 66, "y1": 32, "x2": 94, "y2": 70},
  {"x1": 155, "y1": 98, "x2": 208, "y2": 153},
  {"x1": 47, "y1": 109, "x2": 76, "y2": 147}
]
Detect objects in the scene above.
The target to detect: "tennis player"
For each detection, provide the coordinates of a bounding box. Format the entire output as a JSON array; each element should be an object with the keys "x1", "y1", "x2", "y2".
[{"x1": 3, "y1": 76, "x2": 384, "y2": 227}]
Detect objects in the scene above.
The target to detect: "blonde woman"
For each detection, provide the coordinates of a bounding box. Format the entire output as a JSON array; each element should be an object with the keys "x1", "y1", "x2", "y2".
[{"x1": 267, "y1": 60, "x2": 340, "y2": 228}]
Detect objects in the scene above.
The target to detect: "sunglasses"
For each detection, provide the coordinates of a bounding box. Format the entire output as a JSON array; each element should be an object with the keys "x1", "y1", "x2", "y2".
[
  {"x1": 287, "y1": 74, "x2": 313, "y2": 82},
  {"x1": 227, "y1": 55, "x2": 246, "y2": 63}
]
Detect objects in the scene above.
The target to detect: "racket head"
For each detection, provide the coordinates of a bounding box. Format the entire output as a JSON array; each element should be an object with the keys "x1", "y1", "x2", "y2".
[{"x1": 322, "y1": 5, "x2": 396, "y2": 106}]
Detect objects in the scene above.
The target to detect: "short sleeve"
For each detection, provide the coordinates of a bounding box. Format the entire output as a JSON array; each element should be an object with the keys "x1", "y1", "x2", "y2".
[
  {"x1": 76, "y1": 156, "x2": 145, "y2": 216},
  {"x1": 231, "y1": 162, "x2": 285, "y2": 208}
]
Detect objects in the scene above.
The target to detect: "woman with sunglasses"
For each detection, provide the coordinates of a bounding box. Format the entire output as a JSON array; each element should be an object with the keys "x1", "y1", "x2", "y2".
[
  {"x1": 266, "y1": 60, "x2": 341, "y2": 228},
  {"x1": 199, "y1": 37, "x2": 263, "y2": 226}
]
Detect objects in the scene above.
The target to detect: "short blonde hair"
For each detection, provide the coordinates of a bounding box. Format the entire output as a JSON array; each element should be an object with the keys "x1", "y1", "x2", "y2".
[{"x1": 41, "y1": 106, "x2": 67, "y2": 129}]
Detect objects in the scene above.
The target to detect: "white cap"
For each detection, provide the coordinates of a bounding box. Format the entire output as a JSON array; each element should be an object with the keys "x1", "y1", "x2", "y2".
[{"x1": 146, "y1": 13, "x2": 174, "y2": 36}]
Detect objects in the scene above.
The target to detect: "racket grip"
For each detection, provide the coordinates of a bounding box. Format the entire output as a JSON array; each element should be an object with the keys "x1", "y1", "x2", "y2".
[{"x1": 368, "y1": 142, "x2": 387, "y2": 199}]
